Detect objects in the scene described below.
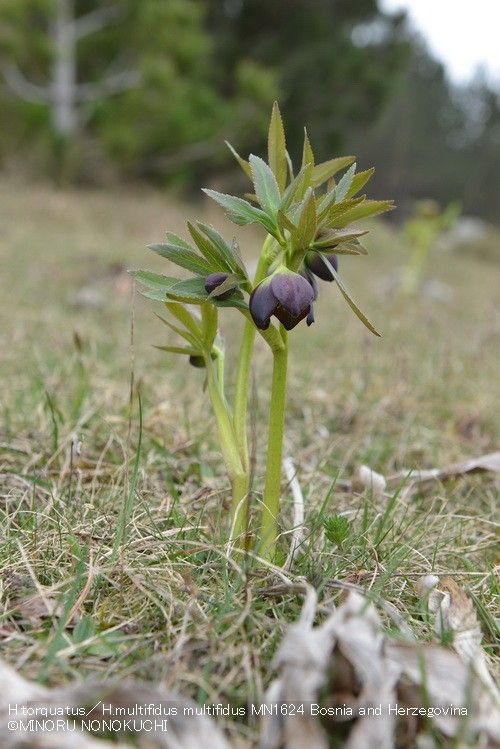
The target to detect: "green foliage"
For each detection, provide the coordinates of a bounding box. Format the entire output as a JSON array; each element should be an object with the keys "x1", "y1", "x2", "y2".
[{"x1": 324, "y1": 515, "x2": 351, "y2": 547}]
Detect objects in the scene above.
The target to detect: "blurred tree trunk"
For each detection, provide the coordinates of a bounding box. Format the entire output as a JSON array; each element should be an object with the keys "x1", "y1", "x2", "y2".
[{"x1": 52, "y1": 0, "x2": 77, "y2": 136}]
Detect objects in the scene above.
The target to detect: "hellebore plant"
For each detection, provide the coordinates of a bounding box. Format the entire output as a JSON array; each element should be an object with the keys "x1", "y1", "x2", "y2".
[{"x1": 133, "y1": 103, "x2": 393, "y2": 561}]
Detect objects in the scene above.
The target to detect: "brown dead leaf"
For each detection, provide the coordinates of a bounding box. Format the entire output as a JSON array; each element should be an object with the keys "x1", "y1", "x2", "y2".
[{"x1": 416, "y1": 575, "x2": 499, "y2": 698}]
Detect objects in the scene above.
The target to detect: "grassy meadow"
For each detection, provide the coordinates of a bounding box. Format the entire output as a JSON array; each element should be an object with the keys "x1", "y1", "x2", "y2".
[{"x1": 0, "y1": 178, "x2": 498, "y2": 742}]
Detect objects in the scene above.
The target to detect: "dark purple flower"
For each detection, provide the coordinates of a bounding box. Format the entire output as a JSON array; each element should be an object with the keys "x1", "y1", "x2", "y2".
[
  {"x1": 304, "y1": 251, "x2": 338, "y2": 282},
  {"x1": 204, "y1": 272, "x2": 234, "y2": 300},
  {"x1": 249, "y1": 268, "x2": 315, "y2": 331}
]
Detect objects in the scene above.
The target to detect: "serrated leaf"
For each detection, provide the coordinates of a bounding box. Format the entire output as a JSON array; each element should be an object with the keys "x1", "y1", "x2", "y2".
[
  {"x1": 280, "y1": 162, "x2": 313, "y2": 210},
  {"x1": 346, "y1": 167, "x2": 375, "y2": 198},
  {"x1": 225, "y1": 140, "x2": 252, "y2": 179},
  {"x1": 292, "y1": 188, "x2": 317, "y2": 252},
  {"x1": 249, "y1": 154, "x2": 281, "y2": 216},
  {"x1": 321, "y1": 256, "x2": 381, "y2": 337},
  {"x1": 203, "y1": 189, "x2": 276, "y2": 235},
  {"x1": 155, "y1": 314, "x2": 200, "y2": 347},
  {"x1": 301, "y1": 128, "x2": 315, "y2": 171},
  {"x1": 277, "y1": 209, "x2": 298, "y2": 236},
  {"x1": 332, "y1": 200, "x2": 395, "y2": 228},
  {"x1": 187, "y1": 221, "x2": 233, "y2": 274},
  {"x1": 311, "y1": 156, "x2": 356, "y2": 188},
  {"x1": 196, "y1": 222, "x2": 248, "y2": 279},
  {"x1": 166, "y1": 276, "x2": 210, "y2": 303},
  {"x1": 313, "y1": 227, "x2": 368, "y2": 249},
  {"x1": 131, "y1": 270, "x2": 179, "y2": 292},
  {"x1": 164, "y1": 302, "x2": 203, "y2": 340},
  {"x1": 334, "y1": 162, "x2": 357, "y2": 203},
  {"x1": 268, "y1": 101, "x2": 287, "y2": 191},
  {"x1": 285, "y1": 150, "x2": 294, "y2": 181},
  {"x1": 148, "y1": 242, "x2": 212, "y2": 276},
  {"x1": 319, "y1": 195, "x2": 365, "y2": 224},
  {"x1": 165, "y1": 232, "x2": 192, "y2": 250}
]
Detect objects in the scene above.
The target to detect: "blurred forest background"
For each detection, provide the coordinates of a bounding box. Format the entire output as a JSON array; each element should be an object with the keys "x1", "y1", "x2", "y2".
[{"x1": 0, "y1": 0, "x2": 498, "y2": 221}]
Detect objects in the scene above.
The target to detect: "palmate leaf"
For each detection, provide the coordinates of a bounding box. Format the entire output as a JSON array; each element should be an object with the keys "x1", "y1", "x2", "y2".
[
  {"x1": 311, "y1": 156, "x2": 356, "y2": 188},
  {"x1": 268, "y1": 101, "x2": 288, "y2": 192},
  {"x1": 292, "y1": 188, "x2": 317, "y2": 253},
  {"x1": 280, "y1": 163, "x2": 313, "y2": 211},
  {"x1": 333, "y1": 163, "x2": 357, "y2": 203},
  {"x1": 319, "y1": 196, "x2": 365, "y2": 225},
  {"x1": 313, "y1": 227, "x2": 368, "y2": 249},
  {"x1": 196, "y1": 223, "x2": 248, "y2": 279},
  {"x1": 155, "y1": 314, "x2": 200, "y2": 348},
  {"x1": 164, "y1": 302, "x2": 203, "y2": 340},
  {"x1": 346, "y1": 168, "x2": 375, "y2": 199},
  {"x1": 321, "y1": 255, "x2": 381, "y2": 337},
  {"x1": 167, "y1": 277, "x2": 248, "y2": 311},
  {"x1": 332, "y1": 199, "x2": 395, "y2": 228},
  {"x1": 249, "y1": 154, "x2": 281, "y2": 216},
  {"x1": 131, "y1": 270, "x2": 178, "y2": 292},
  {"x1": 202, "y1": 189, "x2": 277, "y2": 236},
  {"x1": 148, "y1": 242, "x2": 212, "y2": 276}
]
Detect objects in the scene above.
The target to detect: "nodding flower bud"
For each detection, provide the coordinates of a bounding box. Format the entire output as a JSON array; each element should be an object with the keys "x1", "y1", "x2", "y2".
[
  {"x1": 204, "y1": 272, "x2": 234, "y2": 300},
  {"x1": 249, "y1": 267, "x2": 315, "y2": 331},
  {"x1": 304, "y1": 251, "x2": 338, "y2": 282},
  {"x1": 189, "y1": 354, "x2": 206, "y2": 368},
  {"x1": 189, "y1": 352, "x2": 217, "y2": 368}
]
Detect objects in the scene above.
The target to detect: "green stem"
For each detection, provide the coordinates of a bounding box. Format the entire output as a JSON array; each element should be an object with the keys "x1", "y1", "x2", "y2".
[
  {"x1": 230, "y1": 236, "x2": 276, "y2": 544},
  {"x1": 233, "y1": 241, "x2": 274, "y2": 461},
  {"x1": 205, "y1": 356, "x2": 244, "y2": 485},
  {"x1": 259, "y1": 329, "x2": 289, "y2": 561}
]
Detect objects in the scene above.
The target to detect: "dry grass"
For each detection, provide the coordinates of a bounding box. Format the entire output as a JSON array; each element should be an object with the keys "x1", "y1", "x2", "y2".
[{"x1": 0, "y1": 178, "x2": 498, "y2": 742}]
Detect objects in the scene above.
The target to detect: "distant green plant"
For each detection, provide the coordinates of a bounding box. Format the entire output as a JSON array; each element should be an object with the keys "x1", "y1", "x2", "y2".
[
  {"x1": 134, "y1": 103, "x2": 393, "y2": 561},
  {"x1": 324, "y1": 515, "x2": 351, "y2": 547},
  {"x1": 400, "y1": 199, "x2": 460, "y2": 296}
]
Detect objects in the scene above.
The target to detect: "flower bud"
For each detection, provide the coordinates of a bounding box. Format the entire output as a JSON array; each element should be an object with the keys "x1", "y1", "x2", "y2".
[
  {"x1": 249, "y1": 267, "x2": 315, "y2": 331},
  {"x1": 304, "y1": 251, "x2": 338, "y2": 282},
  {"x1": 189, "y1": 355, "x2": 206, "y2": 368},
  {"x1": 204, "y1": 272, "x2": 234, "y2": 300}
]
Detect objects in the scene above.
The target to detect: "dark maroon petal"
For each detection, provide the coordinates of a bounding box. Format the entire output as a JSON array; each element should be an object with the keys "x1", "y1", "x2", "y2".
[
  {"x1": 305, "y1": 252, "x2": 338, "y2": 282},
  {"x1": 249, "y1": 281, "x2": 277, "y2": 330},
  {"x1": 274, "y1": 303, "x2": 311, "y2": 330},
  {"x1": 301, "y1": 269, "x2": 318, "y2": 300},
  {"x1": 270, "y1": 272, "x2": 315, "y2": 318},
  {"x1": 306, "y1": 304, "x2": 315, "y2": 326},
  {"x1": 204, "y1": 272, "x2": 233, "y2": 300}
]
